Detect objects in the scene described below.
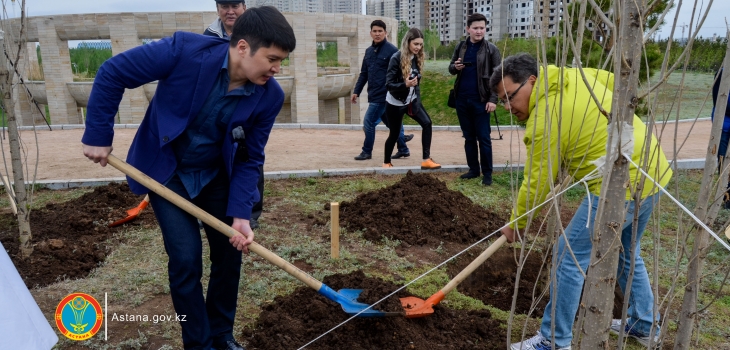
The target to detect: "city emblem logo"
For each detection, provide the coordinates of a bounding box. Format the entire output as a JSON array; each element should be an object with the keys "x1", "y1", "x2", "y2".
[{"x1": 55, "y1": 293, "x2": 103, "y2": 340}]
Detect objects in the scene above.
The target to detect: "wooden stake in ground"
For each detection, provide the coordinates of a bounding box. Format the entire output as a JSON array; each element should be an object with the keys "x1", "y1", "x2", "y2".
[{"x1": 331, "y1": 202, "x2": 339, "y2": 259}]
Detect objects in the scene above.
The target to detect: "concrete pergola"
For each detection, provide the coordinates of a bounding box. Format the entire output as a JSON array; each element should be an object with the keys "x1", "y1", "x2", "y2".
[{"x1": 4, "y1": 12, "x2": 397, "y2": 126}]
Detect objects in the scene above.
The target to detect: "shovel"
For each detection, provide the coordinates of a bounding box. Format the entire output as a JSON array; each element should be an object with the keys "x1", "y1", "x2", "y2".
[
  {"x1": 106, "y1": 154, "x2": 397, "y2": 317},
  {"x1": 400, "y1": 235, "x2": 507, "y2": 318},
  {"x1": 108, "y1": 195, "x2": 150, "y2": 227}
]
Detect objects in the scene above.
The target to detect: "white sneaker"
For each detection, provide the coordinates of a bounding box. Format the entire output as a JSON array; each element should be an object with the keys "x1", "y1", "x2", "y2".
[
  {"x1": 610, "y1": 318, "x2": 661, "y2": 348},
  {"x1": 510, "y1": 333, "x2": 571, "y2": 350}
]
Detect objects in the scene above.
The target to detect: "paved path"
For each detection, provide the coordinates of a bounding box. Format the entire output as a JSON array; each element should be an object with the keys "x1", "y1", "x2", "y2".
[{"x1": 0, "y1": 119, "x2": 714, "y2": 182}]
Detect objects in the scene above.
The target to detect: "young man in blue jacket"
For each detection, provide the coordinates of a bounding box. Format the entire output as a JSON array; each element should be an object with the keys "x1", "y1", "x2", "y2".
[
  {"x1": 82, "y1": 7, "x2": 295, "y2": 350},
  {"x1": 351, "y1": 20, "x2": 413, "y2": 161},
  {"x1": 204, "y1": 0, "x2": 263, "y2": 230},
  {"x1": 712, "y1": 68, "x2": 730, "y2": 209}
]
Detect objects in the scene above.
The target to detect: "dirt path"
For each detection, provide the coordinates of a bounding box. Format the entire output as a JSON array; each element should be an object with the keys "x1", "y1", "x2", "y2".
[{"x1": 0, "y1": 120, "x2": 711, "y2": 181}]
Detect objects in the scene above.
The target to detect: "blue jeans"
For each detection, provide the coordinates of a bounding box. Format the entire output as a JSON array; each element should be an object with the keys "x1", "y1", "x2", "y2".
[
  {"x1": 455, "y1": 96, "x2": 492, "y2": 175},
  {"x1": 149, "y1": 171, "x2": 242, "y2": 350},
  {"x1": 361, "y1": 102, "x2": 408, "y2": 155},
  {"x1": 540, "y1": 192, "x2": 661, "y2": 348}
]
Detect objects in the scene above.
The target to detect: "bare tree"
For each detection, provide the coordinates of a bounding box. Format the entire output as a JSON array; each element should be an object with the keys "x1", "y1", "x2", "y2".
[
  {"x1": 673, "y1": 32, "x2": 730, "y2": 350},
  {"x1": 0, "y1": 0, "x2": 33, "y2": 258}
]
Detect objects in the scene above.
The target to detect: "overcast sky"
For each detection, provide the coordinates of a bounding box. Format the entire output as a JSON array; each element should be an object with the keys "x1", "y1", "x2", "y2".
[{"x1": 8, "y1": 0, "x2": 729, "y2": 40}]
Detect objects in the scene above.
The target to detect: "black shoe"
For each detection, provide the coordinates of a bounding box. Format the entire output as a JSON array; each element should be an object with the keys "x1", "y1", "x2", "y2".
[
  {"x1": 391, "y1": 151, "x2": 410, "y2": 159},
  {"x1": 214, "y1": 339, "x2": 245, "y2": 350},
  {"x1": 354, "y1": 152, "x2": 372, "y2": 161},
  {"x1": 250, "y1": 218, "x2": 260, "y2": 230},
  {"x1": 404, "y1": 134, "x2": 414, "y2": 142},
  {"x1": 460, "y1": 171, "x2": 480, "y2": 179},
  {"x1": 482, "y1": 175, "x2": 493, "y2": 186}
]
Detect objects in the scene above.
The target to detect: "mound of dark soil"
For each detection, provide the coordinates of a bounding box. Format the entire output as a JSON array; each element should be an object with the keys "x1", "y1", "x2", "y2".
[
  {"x1": 449, "y1": 245, "x2": 549, "y2": 316},
  {"x1": 0, "y1": 182, "x2": 157, "y2": 288},
  {"x1": 338, "y1": 172, "x2": 506, "y2": 246},
  {"x1": 244, "y1": 271, "x2": 505, "y2": 349}
]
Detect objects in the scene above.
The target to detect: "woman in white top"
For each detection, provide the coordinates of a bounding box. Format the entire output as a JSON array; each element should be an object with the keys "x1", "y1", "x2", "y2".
[{"x1": 382, "y1": 28, "x2": 440, "y2": 169}]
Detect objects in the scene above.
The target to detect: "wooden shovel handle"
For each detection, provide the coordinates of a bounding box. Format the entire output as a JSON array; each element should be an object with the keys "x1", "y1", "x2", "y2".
[
  {"x1": 440, "y1": 235, "x2": 507, "y2": 295},
  {"x1": 106, "y1": 154, "x2": 324, "y2": 292}
]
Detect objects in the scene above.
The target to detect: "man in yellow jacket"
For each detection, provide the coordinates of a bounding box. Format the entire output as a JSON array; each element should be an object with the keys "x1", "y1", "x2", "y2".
[{"x1": 492, "y1": 54, "x2": 671, "y2": 350}]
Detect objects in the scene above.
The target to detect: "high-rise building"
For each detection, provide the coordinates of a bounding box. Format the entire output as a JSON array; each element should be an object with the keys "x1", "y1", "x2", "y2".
[
  {"x1": 366, "y1": 0, "x2": 405, "y2": 22},
  {"x1": 249, "y1": 0, "x2": 362, "y2": 14},
  {"x1": 367, "y1": 0, "x2": 569, "y2": 42}
]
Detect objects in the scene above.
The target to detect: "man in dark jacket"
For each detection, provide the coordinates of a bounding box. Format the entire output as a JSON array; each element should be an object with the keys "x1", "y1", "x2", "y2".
[
  {"x1": 352, "y1": 20, "x2": 413, "y2": 161},
  {"x1": 712, "y1": 68, "x2": 730, "y2": 208},
  {"x1": 449, "y1": 13, "x2": 501, "y2": 185},
  {"x1": 83, "y1": 7, "x2": 295, "y2": 350},
  {"x1": 203, "y1": 0, "x2": 263, "y2": 230},
  {"x1": 204, "y1": 0, "x2": 246, "y2": 39}
]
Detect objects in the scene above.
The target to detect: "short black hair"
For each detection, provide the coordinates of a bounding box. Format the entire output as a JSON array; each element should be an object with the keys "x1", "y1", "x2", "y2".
[
  {"x1": 371, "y1": 20, "x2": 387, "y2": 31},
  {"x1": 467, "y1": 13, "x2": 487, "y2": 28},
  {"x1": 229, "y1": 6, "x2": 296, "y2": 53},
  {"x1": 490, "y1": 53, "x2": 538, "y2": 91}
]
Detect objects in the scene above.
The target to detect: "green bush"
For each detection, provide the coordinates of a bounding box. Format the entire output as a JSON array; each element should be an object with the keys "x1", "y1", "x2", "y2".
[
  {"x1": 657, "y1": 38, "x2": 726, "y2": 73},
  {"x1": 69, "y1": 47, "x2": 112, "y2": 77}
]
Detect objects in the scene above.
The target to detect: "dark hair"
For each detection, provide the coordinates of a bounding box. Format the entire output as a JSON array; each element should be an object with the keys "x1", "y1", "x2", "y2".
[
  {"x1": 371, "y1": 20, "x2": 387, "y2": 31},
  {"x1": 467, "y1": 13, "x2": 487, "y2": 28},
  {"x1": 229, "y1": 6, "x2": 296, "y2": 53},
  {"x1": 490, "y1": 53, "x2": 538, "y2": 91}
]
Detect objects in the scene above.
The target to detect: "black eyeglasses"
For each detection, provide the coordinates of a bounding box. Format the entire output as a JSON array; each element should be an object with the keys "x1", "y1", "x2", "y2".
[{"x1": 499, "y1": 79, "x2": 529, "y2": 105}]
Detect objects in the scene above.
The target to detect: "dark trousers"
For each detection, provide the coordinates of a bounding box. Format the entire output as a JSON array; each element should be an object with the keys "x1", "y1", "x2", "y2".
[
  {"x1": 719, "y1": 130, "x2": 730, "y2": 204},
  {"x1": 384, "y1": 101, "x2": 432, "y2": 163},
  {"x1": 149, "y1": 171, "x2": 242, "y2": 350},
  {"x1": 251, "y1": 164, "x2": 264, "y2": 221},
  {"x1": 455, "y1": 96, "x2": 493, "y2": 176}
]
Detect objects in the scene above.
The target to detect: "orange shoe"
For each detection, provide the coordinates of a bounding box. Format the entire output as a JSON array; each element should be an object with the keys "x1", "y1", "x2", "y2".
[
  {"x1": 382, "y1": 163, "x2": 393, "y2": 168},
  {"x1": 421, "y1": 158, "x2": 441, "y2": 170}
]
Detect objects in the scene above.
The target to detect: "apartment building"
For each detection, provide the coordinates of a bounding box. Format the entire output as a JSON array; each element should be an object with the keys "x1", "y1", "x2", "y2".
[
  {"x1": 368, "y1": 0, "x2": 568, "y2": 42},
  {"x1": 248, "y1": 0, "x2": 363, "y2": 14}
]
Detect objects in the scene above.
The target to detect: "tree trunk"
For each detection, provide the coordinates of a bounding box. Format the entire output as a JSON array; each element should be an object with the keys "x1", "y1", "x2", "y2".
[
  {"x1": 0, "y1": 32, "x2": 32, "y2": 258},
  {"x1": 577, "y1": 0, "x2": 645, "y2": 347},
  {"x1": 674, "y1": 32, "x2": 730, "y2": 350}
]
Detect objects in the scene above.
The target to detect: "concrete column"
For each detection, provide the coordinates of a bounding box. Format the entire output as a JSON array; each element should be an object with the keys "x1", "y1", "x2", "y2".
[
  {"x1": 337, "y1": 37, "x2": 349, "y2": 66},
  {"x1": 37, "y1": 17, "x2": 79, "y2": 125},
  {"x1": 109, "y1": 13, "x2": 147, "y2": 124},
  {"x1": 318, "y1": 99, "x2": 339, "y2": 124},
  {"x1": 10, "y1": 43, "x2": 44, "y2": 126},
  {"x1": 347, "y1": 15, "x2": 372, "y2": 124},
  {"x1": 288, "y1": 13, "x2": 319, "y2": 123}
]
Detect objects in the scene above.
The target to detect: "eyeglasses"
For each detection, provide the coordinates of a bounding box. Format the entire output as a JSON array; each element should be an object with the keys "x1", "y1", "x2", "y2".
[{"x1": 499, "y1": 79, "x2": 529, "y2": 105}]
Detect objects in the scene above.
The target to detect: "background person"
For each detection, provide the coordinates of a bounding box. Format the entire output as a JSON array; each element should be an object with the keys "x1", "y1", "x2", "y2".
[
  {"x1": 204, "y1": 0, "x2": 246, "y2": 39},
  {"x1": 82, "y1": 7, "x2": 296, "y2": 350},
  {"x1": 449, "y1": 13, "x2": 501, "y2": 186},
  {"x1": 204, "y1": 0, "x2": 262, "y2": 229},
  {"x1": 711, "y1": 68, "x2": 730, "y2": 208},
  {"x1": 382, "y1": 28, "x2": 440, "y2": 170},
  {"x1": 492, "y1": 54, "x2": 671, "y2": 350},
  {"x1": 352, "y1": 20, "x2": 414, "y2": 161}
]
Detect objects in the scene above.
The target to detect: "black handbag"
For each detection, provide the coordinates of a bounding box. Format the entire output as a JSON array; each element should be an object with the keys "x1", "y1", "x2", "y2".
[{"x1": 447, "y1": 89, "x2": 456, "y2": 108}]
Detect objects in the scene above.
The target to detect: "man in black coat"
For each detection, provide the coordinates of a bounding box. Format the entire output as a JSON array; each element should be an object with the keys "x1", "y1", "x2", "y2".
[
  {"x1": 352, "y1": 20, "x2": 413, "y2": 161},
  {"x1": 449, "y1": 13, "x2": 501, "y2": 185}
]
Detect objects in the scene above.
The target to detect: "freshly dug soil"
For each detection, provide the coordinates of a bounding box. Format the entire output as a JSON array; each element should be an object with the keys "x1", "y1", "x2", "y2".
[
  {"x1": 0, "y1": 183, "x2": 157, "y2": 288},
  {"x1": 449, "y1": 244, "x2": 549, "y2": 316},
  {"x1": 338, "y1": 172, "x2": 506, "y2": 246},
  {"x1": 244, "y1": 271, "x2": 505, "y2": 349}
]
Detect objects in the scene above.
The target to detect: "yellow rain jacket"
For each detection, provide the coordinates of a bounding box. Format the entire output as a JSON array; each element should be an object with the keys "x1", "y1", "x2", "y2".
[{"x1": 510, "y1": 65, "x2": 672, "y2": 229}]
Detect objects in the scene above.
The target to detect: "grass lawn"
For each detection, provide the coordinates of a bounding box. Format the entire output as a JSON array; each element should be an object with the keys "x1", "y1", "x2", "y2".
[{"x1": 15, "y1": 169, "x2": 730, "y2": 349}]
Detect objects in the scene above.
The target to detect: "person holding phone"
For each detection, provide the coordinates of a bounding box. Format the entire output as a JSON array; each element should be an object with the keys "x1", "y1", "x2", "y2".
[
  {"x1": 382, "y1": 27, "x2": 440, "y2": 170},
  {"x1": 449, "y1": 13, "x2": 501, "y2": 185}
]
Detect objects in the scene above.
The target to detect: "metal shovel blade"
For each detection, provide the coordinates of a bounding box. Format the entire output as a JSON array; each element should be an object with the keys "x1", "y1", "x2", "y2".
[
  {"x1": 318, "y1": 286, "x2": 401, "y2": 317},
  {"x1": 400, "y1": 291, "x2": 445, "y2": 318},
  {"x1": 109, "y1": 195, "x2": 150, "y2": 227}
]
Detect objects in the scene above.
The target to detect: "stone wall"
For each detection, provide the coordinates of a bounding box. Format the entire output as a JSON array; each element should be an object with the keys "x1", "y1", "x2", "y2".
[{"x1": 4, "y1": 12, "x2": 398, "y2": 126}]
